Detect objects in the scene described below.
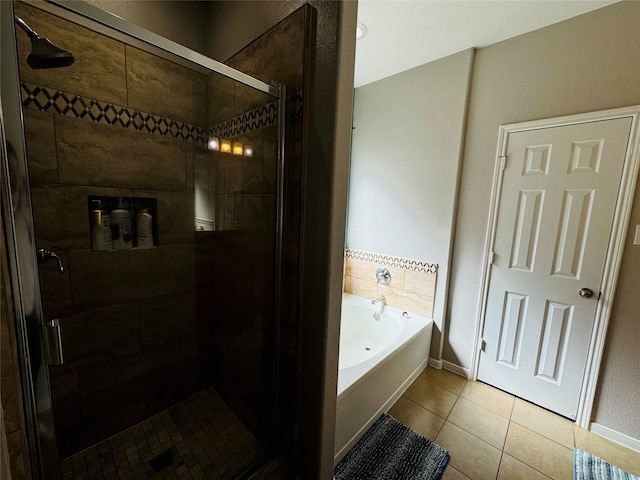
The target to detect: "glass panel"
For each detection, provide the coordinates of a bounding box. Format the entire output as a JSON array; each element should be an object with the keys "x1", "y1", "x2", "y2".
[{"x1": 14, "y1": 2, "x2": 283, "y2": 477}]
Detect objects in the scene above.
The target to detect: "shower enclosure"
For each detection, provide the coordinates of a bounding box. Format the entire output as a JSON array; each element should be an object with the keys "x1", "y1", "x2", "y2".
[{"x1": 1, "y1": 1, "x2": 310, "y2": 478}]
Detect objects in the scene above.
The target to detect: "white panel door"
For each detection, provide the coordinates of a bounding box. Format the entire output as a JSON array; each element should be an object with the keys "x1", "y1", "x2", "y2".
[{"x1": 478, "y1": 117, "x2": 632, "y2": 419}]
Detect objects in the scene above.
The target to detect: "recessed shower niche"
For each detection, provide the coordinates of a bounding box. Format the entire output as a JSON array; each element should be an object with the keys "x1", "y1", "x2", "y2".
[{"x1": 87, "y1": 195, "x2": 158, "y2": 251}]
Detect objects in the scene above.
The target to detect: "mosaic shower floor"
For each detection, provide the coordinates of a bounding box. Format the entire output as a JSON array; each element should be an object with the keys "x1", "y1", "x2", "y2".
[{"x1": 60, "y1": 389, "x2": 265, "y2": 480}]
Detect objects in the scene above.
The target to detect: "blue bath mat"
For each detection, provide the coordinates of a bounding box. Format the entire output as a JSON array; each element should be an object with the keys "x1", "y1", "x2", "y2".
[
  {"x1": 574, "y1": 448, "x2": 640, "y2": 480},
  {"x1": 334, "y1": 414, "x2": 449, "y2": 480}
]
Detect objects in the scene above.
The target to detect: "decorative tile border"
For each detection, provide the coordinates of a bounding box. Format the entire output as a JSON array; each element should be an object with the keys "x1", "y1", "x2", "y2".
[
  {"x1": 21, "y1": 83, "x2": 303, "y2": 146},
  {"x1": 208, "y1": 90, "x2": 303, "y2": 139},
  {"x1": 209, "y1": 102, "x2": 278, "y2": 139},
  {"x1": 21, "y1": 82, "x2": 209, "y2": 145},
  {"x1": 345, "y1": 248, "x2": 438, "y2": 274}
]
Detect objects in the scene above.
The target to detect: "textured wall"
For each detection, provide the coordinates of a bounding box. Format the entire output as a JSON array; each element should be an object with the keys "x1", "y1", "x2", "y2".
[
  {"x1": 83, "y1": 0, "x2": 210, "y2": 56},
  {"x1": 448, "y1": 1, "x2": 640, "y2": 439},
  {"x1": 347, "y1": 50, "x2": 474, "y2": 359}
]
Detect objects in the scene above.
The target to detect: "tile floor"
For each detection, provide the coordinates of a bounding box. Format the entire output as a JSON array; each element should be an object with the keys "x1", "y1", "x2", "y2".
[
  {"x1": 388, "y1": 367, "x2": 640, "y2": 480},
  {"x1": 60, "y1": 389, "x2": 264, "y2": 480}
]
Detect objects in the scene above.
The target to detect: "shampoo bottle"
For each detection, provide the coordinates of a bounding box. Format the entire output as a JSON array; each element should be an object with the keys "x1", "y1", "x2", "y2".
[
  {"x1": 90, "y1": 199, "x2": 112, "y2": 251},
  {"x1": 111, "y1": 198, "x2": 132, "y2": 250},
  {"x1": 136, "y1": 207, "x2": 154, "y2": 248}
]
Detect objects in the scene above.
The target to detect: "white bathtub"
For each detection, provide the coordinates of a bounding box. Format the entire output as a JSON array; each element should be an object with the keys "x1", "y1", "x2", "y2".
[{"x1": 334, "y1": 293, "x2": 433, "y2": 464}]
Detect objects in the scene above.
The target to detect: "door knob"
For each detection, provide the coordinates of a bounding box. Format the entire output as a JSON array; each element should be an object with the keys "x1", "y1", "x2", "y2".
[{"x1": 579, "y1": 288, "x2": 594, "y2": 299}]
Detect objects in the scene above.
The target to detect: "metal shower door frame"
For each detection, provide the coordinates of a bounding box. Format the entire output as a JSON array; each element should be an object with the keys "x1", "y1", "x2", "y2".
[{"x1": 1, "y1": 1, "x2": 287, "y2": 478}]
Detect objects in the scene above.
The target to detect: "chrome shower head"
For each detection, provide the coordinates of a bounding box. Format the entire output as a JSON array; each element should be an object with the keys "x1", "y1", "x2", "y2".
[{"x1": 15, "y1": 17, "x2": 74, "y2": 69}]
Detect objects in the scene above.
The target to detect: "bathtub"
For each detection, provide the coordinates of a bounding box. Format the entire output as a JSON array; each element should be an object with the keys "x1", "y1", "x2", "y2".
[{"x1": 334, "y1": 293, "x2": 433, "y2": 464}]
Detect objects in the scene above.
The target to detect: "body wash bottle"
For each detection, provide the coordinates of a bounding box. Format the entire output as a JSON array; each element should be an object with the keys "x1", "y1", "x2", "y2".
[
  {"x1": 111, "y1": 198, "x2": 132, "y2": 250},
  {"x1": 136, "y1": 207, "x2": 154, "y2": 248},
  {"x1": 90, "y1": 199, "x2": 112, "y2": 251}
]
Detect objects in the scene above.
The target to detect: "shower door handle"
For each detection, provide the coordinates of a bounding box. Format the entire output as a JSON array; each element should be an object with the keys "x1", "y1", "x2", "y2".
[
  {"x1": 43, "y1": 318, "x2": 64, "y2": 365},
  {"x1": 36, "y1": 248, "x2": 64, "y2": 273}
]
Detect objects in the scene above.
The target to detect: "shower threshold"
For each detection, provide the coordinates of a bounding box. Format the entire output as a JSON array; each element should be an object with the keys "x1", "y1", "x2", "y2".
[{"x1": 60, "y1": 388, "x2": 265, "y2": 480}]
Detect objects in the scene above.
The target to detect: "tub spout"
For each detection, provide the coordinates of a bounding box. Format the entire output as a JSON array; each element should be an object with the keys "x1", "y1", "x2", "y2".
[{"x1": 371, "y1": 295, "x2": 386, "y2": 312}]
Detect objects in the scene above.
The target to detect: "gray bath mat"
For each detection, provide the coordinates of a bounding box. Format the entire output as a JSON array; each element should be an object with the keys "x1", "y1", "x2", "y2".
[{"x1": 334, "y1": 414, "x2": 449, "y2": 480}]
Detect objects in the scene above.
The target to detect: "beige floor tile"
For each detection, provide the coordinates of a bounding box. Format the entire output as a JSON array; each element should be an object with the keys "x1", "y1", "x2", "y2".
[
  {"x1": 435, "y1": 421, "x2": 502, "y2": 480},
  {"x1": 498, "y1": 453, "x2": 551, "y2": 479},
  {"x1": 511, "y1": 399, "x2": 574, "y2": 448},
  {"x1": 448, "y1": 397, "x2": 509, "y2": 449},
  {"x1": 388, "y1": 396, "x2": 445, "y2": 441},
  {"x1": 442, "y1": 465, "x2": 471, "y2": 480},
  {"x1": 574, "y1": 425, "x2": 640, "y2": 476},
  {"x1": 504, "y1": 423, "x2": 573, "y2": 480},
  {"x1": 420, "y1": 367, "x2": 468, "y2": 395},
  {"x1": 405, "y1": 376, "x2": 458, "y2": 418},
  {"x1": 460, "y1": 381, "x2": 514, "y2": 419}
]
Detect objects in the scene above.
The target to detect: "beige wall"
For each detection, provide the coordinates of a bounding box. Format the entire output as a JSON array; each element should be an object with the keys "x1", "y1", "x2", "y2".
[
  {"x1": 347, "y1": 49, "x2": 474, "y2": 359},
  {"x1": 83, "y1": 0, "x2": 210, "y2": 56},
  {"x1": 449, "y1": 1, "x2": 640, "y2": 439}
]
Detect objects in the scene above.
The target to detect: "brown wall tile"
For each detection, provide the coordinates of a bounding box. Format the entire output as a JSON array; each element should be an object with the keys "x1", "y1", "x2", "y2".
[
  {"x1": 232, "y1": 83, "x2": 274, "y2": 121},
  {"x1": 78, "y1": 344, "x2": 198, "y2": 416},
  {"x1": 31, "y1": 185, "x2": 133, "y2": 251},
  {"x1": 38, "y1": 249, "x2": 72, "y2": 317},
  {"x1": 69, "y1": 244, "x2": 192, "y2": 308},
  {"x1": 185, "y1": 142, "x2": 196, "y2": 193},
  {"x1": 50, "y1": 371, "x2": 82, "y2": 430},
  {"x1": 225, "y1": 8, "x2": 306, "y2": 91},
  {"x1": 192, "y1": 72, "x2": 208, "y2": 127},
  {"x1": 59, "y1": 302, "x2": 141, "y2": 366},
  {"x1": 126, "y1": 46, "x2": 201, "y2": 124},
  {"x1": 134, "y1": 190, "x2": 195, "y2": 245},
  {"x1": 23, "y1": 109, "x2": 57, "y2": 183},
  {"x1": 55, "y1": 115, "x2": 187, "y2": 192},
  {"x1": 262, "y1": 126, "x2": 278, "y2": 195},
  {"x1": 15, "y1": 3, "x2": 127, "y2": 105},
  {"x1": 140, "y1": 294, "x2": 195, "y2": 350},
  {"x1": 206, "y1": 72, "x2": 235, "y2": 126}
]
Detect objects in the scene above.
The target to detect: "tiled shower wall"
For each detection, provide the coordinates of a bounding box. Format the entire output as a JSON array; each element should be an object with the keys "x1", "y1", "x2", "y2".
[
  {"x1": 193, "y1": 6, "x2": 309, "y2": 445},
  {"x1": 17, "y1": 0, "x2": 205, "y2": 457},
  {"x1": 343, "y1": 249, "x2": 437, "y2": 318},
  {"x1": 15, "y1": 0, "x2": 286, "y2": 458}
]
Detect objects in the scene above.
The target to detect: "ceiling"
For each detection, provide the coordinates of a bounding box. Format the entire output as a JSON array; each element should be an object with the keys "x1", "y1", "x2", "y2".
[{"x1": 355, "y1": 0, "x2": 619, "y2": 87}]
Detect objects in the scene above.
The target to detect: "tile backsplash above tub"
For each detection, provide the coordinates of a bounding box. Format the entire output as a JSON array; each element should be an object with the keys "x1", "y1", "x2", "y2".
[{"x1": 343, "y1": 249, "x2": 437, "y2": 318}]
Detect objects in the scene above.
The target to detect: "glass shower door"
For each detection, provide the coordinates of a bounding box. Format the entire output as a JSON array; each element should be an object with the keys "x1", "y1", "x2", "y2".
[{"x1": 2, "y1": 0, "x2": 304, "y2": 478}]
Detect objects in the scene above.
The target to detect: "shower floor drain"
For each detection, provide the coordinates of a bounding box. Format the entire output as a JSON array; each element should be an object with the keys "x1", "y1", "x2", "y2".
[{"x1": 149, "y1": 449, "x2": 174, "y2": 473}]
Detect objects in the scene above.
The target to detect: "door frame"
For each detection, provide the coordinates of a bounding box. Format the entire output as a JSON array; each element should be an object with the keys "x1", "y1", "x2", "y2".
[{"x1": 470, "y1": 106, "x2": 640, "y2": 428}]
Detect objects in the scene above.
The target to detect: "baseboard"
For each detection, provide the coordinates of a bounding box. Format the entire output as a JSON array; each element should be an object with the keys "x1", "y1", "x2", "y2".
[
  {"x1": 428, "y1": 357, "x2": 442, "y2": 369},
  {"x1": 589, "y1": 422, "x2": 640, "y2": 454},
  {"x1": 428, "y1": 358, "x2": 470, "y2": 378}
]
